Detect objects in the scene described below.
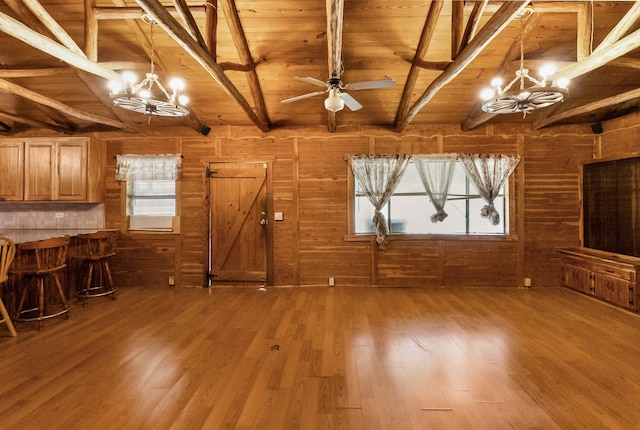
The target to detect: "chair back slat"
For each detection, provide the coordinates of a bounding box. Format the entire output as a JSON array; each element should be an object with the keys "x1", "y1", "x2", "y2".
[
  {"x1": 14, "y1": 236, "x2": 70, "y2": 274},
  {"x1": 0, "y1": 237, "x2": 16, "y2": 284},
  {"x1": 75, "y1": 230, "x2": 117, "y2": 259}
]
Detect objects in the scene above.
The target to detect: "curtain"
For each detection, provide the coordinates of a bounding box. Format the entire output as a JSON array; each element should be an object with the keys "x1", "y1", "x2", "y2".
[
  {"x1": 458, "y1": 154, "x2": 520, "y2": 225},
  {"x1": 115, "y1": 154, "x2": 182, "y2": 181},
  {"x1": 349, "y1": 154, "x2": 411, "y2": 247},
  {"x1": 413, "y1": 154, "x2": 457, "y2": 223}
]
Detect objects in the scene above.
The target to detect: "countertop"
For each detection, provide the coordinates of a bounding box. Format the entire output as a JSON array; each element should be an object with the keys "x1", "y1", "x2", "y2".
[{"x1": 0, "y1": 229, "x2": 103, "y2": 244}]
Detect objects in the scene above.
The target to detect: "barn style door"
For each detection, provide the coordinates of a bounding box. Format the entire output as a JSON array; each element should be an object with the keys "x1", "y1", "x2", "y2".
[{"x1": 208, "y1": 161, "x2": 270, "y2": 285}]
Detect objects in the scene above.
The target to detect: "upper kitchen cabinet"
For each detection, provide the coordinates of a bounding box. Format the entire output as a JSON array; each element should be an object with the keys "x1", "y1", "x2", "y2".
[
  {"x1": 0, "y1": 137, "x2": 105, "y2": 202},
  {"x1": 0, "y1": 141, "x2": 24, "y2": 201}
]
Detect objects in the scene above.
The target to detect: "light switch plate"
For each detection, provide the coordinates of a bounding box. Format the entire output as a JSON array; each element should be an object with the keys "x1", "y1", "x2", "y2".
[{"x1": 274, "y1": 212, "x2": 284, "y2": 221}]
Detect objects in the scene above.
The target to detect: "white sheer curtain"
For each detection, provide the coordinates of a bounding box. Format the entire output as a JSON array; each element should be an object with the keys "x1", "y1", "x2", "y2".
[
  {"x1": 115, "y1": 154, "x2": 182, "y2": 181},
  {"x1": 458, "y1": 153, "x2": 520, "y2": 225},
  {"x1": 413, "y1": 154, "x2": 457, "y2": 223},
  {"x1": 349, "y1": 154, "x2": 411, "y2": 247}
]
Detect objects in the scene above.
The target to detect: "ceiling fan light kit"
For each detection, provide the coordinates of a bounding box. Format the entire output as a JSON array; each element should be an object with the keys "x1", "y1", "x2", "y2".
[{"x1": 324, "y1": 88, "x2": 345, "y2": 112}]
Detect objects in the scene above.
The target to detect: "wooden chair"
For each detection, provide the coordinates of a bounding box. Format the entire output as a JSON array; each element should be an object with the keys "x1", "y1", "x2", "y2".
[
  {"x1": 0, "y1": 237, "x2": 17, "y2": 337},
  {"x1": 11, "y1": 236, "x2": 70, "y2": 330},
  {"x1": 73, "y1": 230, "x2": 118, "y2": 306}
]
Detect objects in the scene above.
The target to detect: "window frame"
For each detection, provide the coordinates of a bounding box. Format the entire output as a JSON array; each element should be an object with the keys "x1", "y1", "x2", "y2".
[
  {"x1": 120, "y1": 175, "x2": 181, "y2": 234},
  {"x1": 346, "y1": 160, "x2": 518, "y2": 242}
]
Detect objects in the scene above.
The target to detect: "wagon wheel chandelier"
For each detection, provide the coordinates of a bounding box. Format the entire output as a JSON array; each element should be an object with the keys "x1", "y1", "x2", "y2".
[
  {"x1": 108, "y1": 14, "x2": 189, "y2": 117},
  {"x1": 480, "y1": 7, "x2": 569, "y2": 116}
]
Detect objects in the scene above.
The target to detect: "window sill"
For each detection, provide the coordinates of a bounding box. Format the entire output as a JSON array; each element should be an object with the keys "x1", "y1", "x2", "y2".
[{"x1": 344, "y1": 233, "x2": 518, "y2": 242}]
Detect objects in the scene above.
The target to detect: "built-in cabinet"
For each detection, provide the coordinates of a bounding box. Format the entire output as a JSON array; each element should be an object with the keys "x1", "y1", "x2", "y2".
[
  {"x1": 0, "y1": 137, "x2": 104, "y2": 202},
  {"x1": 559, "y1": 247, "x2": 639, "y2": 311}
]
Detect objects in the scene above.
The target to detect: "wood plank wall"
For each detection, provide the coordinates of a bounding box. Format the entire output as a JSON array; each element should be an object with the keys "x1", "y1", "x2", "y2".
[{"x1": 98, "y1": 122, "x2": 598, "y2": 289}]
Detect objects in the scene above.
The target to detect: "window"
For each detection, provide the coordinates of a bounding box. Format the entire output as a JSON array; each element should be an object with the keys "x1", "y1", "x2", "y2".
[
  {"x1": 115, "y1": 155, "x2": 181, "y2": 232},
  {"x1": 352, "y1": 158, "x2": 511, "y2": 237}
]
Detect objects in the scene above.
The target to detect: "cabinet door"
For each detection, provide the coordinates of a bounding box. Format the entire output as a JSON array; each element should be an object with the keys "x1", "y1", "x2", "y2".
[
  {"x1": 57, "y1": 140, "x2": 87, "y2": 200},
  {"x1": 563, "y1": 263, "x2": 593, "y2": 294},
  {"x1": 24, "y1": 141, "x2": 55, "y2": 201},
  {"x1": 594, "y1": 273, "x2": 633, "y2": 308},
  {"x1": 0, "y1": 141, "x2": 24, "y2": 200}
]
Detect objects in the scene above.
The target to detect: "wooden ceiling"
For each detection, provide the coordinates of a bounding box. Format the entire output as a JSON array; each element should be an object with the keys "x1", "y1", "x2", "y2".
[{"x1": 0, "y1": 1, "x2": 639, "y2": 135}]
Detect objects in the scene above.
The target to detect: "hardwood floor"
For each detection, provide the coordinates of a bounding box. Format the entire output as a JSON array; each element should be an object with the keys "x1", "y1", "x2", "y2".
[{"x1": 0, "y1": 285, "x2": 639, "y2": 429}]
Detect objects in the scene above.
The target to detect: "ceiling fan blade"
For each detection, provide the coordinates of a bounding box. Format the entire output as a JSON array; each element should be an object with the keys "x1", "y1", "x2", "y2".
[
  {"x1": 281, "y1": 90, "x2": 327, "y2": 104},
  {"x1": 343, "y1": 77, "x2": 395, "y2": 90},
  {"x1": 341, "y1": 92, "x2": 363, "y2": 111},
  {"x1": 295, "y1": 76, "x2": 328, "y2": 87}
]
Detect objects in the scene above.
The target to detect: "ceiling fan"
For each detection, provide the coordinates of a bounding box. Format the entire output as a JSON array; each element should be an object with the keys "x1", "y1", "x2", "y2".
[{"x1": 281, "y1": 74, "x2": 395, "y2": 113}]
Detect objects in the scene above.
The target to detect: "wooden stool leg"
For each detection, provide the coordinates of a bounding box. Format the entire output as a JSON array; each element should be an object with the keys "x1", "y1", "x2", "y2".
[
  {"x1": 53, "y1": 274, "x2": 70, "y2": 320},
  {"x1": 15, "y1": 280, "x2": 29, "y2": 321},
  {"x1": 0, "y1": 298, "x2": 16, "y2": 337},
  {"x1": 37, "y1": 278, "x2": 45, "y2": 331},
  {"x1": 103, "y1": 261, "x2": 117, "y2": 300}
]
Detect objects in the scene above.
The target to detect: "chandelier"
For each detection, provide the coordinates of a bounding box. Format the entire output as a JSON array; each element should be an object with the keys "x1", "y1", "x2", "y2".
[
  {"x1": 480, "y1": 8, "x2": 569, "y2": 116},
  {"x1": 108, "y1": 15, "x2": 189, "y2": 117}
]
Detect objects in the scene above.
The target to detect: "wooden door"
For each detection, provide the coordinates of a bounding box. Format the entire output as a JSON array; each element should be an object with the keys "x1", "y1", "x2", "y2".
[{"x1": 208, "y1": 162, "x2": 270, "y2": 285}]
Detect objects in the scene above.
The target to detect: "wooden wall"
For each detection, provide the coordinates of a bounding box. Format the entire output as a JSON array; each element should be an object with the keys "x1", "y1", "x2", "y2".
[{"x1": 99, "y1": 121, "x2": 598, "y2": 289}]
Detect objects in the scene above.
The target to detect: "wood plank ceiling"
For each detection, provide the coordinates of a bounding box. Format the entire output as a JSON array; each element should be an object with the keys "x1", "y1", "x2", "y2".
[{"x1": 0, "y1": 1, "x2": 639, "y2": 135}]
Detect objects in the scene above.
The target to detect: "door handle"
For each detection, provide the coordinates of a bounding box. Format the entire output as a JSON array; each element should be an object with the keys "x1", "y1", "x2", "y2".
[{"x1": 260, "y1": 212, "x2": 268, "y2": 225}]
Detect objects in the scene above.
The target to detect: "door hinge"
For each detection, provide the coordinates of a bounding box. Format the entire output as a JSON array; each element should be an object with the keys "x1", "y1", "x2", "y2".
[{"x1": 206, "y1": 166, "x2": 217, "y2": 178}]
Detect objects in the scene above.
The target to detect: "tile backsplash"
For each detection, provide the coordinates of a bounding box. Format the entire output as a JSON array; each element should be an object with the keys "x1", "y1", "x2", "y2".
[{"x1": 0, "y1": 203, "x2": 105, "y2": 230}]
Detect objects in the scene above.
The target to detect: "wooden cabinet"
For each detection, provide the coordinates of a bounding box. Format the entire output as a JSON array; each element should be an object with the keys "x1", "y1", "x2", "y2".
[
  {"x1": 0, "y1": 137, "x2": 104, "y2": 202},
  {"x1": 559, "y1": 247, "x2": 639, "y2": 311},
  {"x1": 0, "y1": 141, "x2": 24, "y2": 201}
]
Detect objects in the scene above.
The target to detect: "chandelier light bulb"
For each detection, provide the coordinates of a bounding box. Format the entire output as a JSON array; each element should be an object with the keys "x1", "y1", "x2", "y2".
[
  {"x1": 557, "y1": 77, "x2": 570, "y2": 90},
  {"x1": 108, "y1": 80, "x2": 122, "y2": 94},
  {"x1": 169, "y1": 78, "x2": 185, "y2": 91},
  {"x1": 122, "y1": 71, "x2": 137, "y2": 84},
  {"x1": 538, "y1": 64, "x2": 556, "y2": 81},
  {"x1": 491, "y1": 77, "x2": 503, "y2": 88},
  {"x1": 480, "y1": 88, "x2": 495, "y2": 101},
  {"x1": 178, "y1": 95, "x2": 189, "y2": 106},
  {"x1": 138, "y1": 89, "x2": 152, "y2": 99}
]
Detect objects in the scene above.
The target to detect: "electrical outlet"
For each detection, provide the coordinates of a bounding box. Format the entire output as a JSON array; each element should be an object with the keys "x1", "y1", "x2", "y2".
[
  {"x1": 328, "y1": 277, "x2": 335, "y2": 286},
  {"x1": 55, "y1": 212, "x2": 64, "y2": 218},
  {"x1": 168, "y1": 276, "x2": 175, "y2": 287}
]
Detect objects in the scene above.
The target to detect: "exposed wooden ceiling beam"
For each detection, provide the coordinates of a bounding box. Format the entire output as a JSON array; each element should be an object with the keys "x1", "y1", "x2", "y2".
[
  {"x1": 531, "y1": 4, "x2": 640, "y2": 130},
  {"x1": 93, "y1": 6, "x2": 206, "y2": 20},
  {"x1": 459, "y1": 0, "x2": 488, "y2": 54},
  {"x1": 451, "y1": 0, "x2": 464, "y2": 58},
  {"x1": 172, "y1": 0, "x2": 208, "y2": 49},
  {"x1": 204, "y1": 0, "x2": 217, "y2": 59},
  {"x1": 325, "y1": 0, "x2": 344, "y2": 132},
  {"x1": 135, "y1": 0, "x2": 269, "y2": 132},
  {"x1": 395, "y1": 0, "x2": 530, "y2": 132},
  {"x1": 394, "y1": 0, "x2": 444, "y2": 128},
  {"x1": 534, "y1": 87, "x2": 640, "y2": 130},
  {"x1": 0, "y1": 78, "x2": 132, "y2": 130},
  {"x1": 0, "y1": 11, "x2": 120, "y2": 81},
  {"x1": 0, "y1": 109, "x2": 73, "y2": 134},
  {"x1": 218, "y1": 0, "x2": 270, "y2": 128}
]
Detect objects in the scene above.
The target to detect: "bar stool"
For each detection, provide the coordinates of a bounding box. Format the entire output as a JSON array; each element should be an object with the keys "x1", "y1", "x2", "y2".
[
  {"x1": 11, "y1": 236, "x2": 70, "y2": 331},
  {"x1": 0, "y1": 237, "x2": 17, "y2": 337},
  {"x1": 73, "y1": 230, "x2": 118, "y2": 307}
]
